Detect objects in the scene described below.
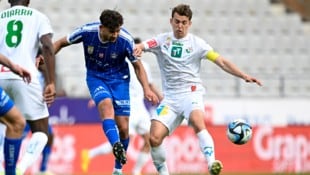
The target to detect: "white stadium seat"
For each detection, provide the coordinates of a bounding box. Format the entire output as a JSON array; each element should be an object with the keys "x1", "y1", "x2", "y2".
[{"x1": 1, "y1": 0, "x2": 307, "y2": 97}]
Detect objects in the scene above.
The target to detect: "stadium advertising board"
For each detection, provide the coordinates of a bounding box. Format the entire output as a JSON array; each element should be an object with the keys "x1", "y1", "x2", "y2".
[
  {"x1": 48, "y1": 98, "x2": 310, "y2": 126},
  {"x1": 48, "y1": 97, "x2": 100, "y2": 124},
  {"x1": 22, "y1": 125, "x2": 310, "y2": 174},
  {"x1": 204, "y1": 98, "x2": 310, "y2": 126}
]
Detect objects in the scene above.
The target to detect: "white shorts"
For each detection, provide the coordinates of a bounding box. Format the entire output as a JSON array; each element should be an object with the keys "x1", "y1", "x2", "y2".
[
  {"x1": 0, "y1": 79, "x2": 49, "y2": 121},
  {"x1": 129, "y1": 97, "x2": 152, "y2": 135},
  {"x1": 152, "y1": 92, "x2": 204, "y2": 135}
]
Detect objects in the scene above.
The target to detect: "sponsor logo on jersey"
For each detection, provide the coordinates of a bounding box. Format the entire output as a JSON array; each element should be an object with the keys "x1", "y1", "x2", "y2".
[
  {"x1": 111, "y1": 53, "x2": 118, "y2": 59},
  {"x1": 163, "y1": 37, "x2": 171, "y2": 50},
  {"x1": 172, "y1": 41, "x2": 183, "y2": 46},
  {"x1": 156, "y1": 105, "x2": 169, "y2": 116},
  {"x1": 147, "y1": 39, "x2": 157, "y2": 48}
]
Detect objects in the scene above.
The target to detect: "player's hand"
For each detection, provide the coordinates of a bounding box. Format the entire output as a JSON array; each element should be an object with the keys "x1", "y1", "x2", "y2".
[
  {"x1": 244, "y1": 75, "x2": 262, "y2": 86},
  {"x1": 44, "y1": 83, "x2": 56, "y2": 107},
  {"x1": 144, "y1": 89, "x2": 159, "y2": 106},
  {"x1": 10, "y1": 64, "x2": 31, "y2": 84},
  {"x1": 134, "y1": 44, "x2": 144, "y2": 57},
  {"x1": 35, "y1": 55, "x2": 45, "y2": 68},
  {"x1": 88, "y1": 99, "x2": 96, "y2": 108}
]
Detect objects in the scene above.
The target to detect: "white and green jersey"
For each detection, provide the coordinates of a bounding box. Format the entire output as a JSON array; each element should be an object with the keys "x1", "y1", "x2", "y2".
[
  {"x1": 143, "y1": 32, "x2": 214, "y2": 95},
  {"x1": 0, "y1": 5, "x2": 53, "y2": 82}
]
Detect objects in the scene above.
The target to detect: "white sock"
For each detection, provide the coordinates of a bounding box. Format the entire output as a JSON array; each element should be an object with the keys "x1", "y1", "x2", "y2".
[
  {"x1": 89, "y1": 142, "x2": 112, "y2": 159},
  {"x1": 17, "y1": 132, "x2": 48, "y2": 173},
  {"x1": 151, "y1": 145, "x2": 169, "y2": 175},
  {"x1": 197, "y1": 129, "x2": 215, "y2": 164},
  {"x1": 132, "y1": 151, "x2": 150, "y2": 175},
  {"x1": 113, "y1": 167, "x2": 122, "y2": 173},
  {"x1": 0, "y1": 123, "x2": 6, "y2": 172}
]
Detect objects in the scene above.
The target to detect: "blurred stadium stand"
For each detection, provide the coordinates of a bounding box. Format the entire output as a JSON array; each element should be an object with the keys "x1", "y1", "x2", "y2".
[{"x1": 1, "y1": 0, "x2": 309, "y2": 98}]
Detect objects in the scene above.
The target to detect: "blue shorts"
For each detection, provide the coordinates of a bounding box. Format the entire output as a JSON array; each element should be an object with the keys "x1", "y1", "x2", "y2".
[
  {"x1": 0, "y1": 87, "x2": 14, "y2": 116},
  {"x1": 87, "y1": 74, "x2": 130, "y2": 116}
]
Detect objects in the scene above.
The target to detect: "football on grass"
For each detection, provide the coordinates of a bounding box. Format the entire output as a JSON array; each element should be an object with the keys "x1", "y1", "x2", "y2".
[{"x1": 226, "y1": 119, "x2": 252, "y2": 145}]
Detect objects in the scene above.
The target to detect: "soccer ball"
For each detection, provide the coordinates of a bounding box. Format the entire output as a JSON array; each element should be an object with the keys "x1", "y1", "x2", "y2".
[{"x1": 226, "y1": 119, "x2": 252, "y2": 145}]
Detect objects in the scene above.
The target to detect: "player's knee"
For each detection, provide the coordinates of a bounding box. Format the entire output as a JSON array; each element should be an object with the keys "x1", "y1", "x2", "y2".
[
  {"x1": 6, "y1": 117, "x2": 26, "y2": 136},
  {"x1": 149, "y1": 134, "x2": 164, "y2": 147}
]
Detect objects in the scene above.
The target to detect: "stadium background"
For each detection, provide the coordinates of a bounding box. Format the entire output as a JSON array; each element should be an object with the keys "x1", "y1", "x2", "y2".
[{"x1": 1, "y1": 0, "x2": 310, "y2": 174}]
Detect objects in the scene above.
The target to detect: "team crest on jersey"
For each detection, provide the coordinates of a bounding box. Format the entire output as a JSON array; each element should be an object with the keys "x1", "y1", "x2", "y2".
[
  {"x1": 186, "y1": 47, "x2": 193, "y2": 53},
  {"x1": 111, "y1": 53, "x2": 118, "y2": 59},
  {"x1": 87, "y1": 46, "x2": 94, "y2": 54}
]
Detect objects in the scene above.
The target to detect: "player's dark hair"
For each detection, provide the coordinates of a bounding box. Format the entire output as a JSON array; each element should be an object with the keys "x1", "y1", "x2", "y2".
[
  {"x1": 8, "y1": 0, "x2": 29, "y2": 6},
  {"x1": 100, "y1": 9, "x2": 123, "y2": 32},
  {"x1": 171, "y1": 4, "x2": 192, "y2": 20},
  {"x1": 134, "y1": 37, "x2": 141, "y2": 44}
]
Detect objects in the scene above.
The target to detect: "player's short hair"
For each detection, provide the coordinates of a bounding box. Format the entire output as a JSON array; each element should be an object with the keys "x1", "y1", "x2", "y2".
[
  {"x1": 8, "y1": 0, "x2": 29, "y2": 5},
  {"x1": 134, "y1": 37, "x2": 141, "y2": 44},
  {"x1": 171, "y1": 4, "x2": 192, "y2": 20},
  {"x1": 100, "y1": 9, "x2": 123, "y2": 32}
]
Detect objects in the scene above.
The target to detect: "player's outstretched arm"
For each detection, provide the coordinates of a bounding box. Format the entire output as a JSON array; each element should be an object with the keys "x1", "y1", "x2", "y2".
[
  {"x1": 53, "y1": 37, "x2": 71, "y2": 54},
  {"x1": 214, "y1": 56, "x2": 262, "y2": 86},
  {"x1": 0, "y1": 54, "x2": 31, "y2": 83}
]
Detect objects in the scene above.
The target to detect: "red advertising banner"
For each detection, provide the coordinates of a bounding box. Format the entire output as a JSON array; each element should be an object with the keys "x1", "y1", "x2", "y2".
[{"x1": 23, "y1": 125, "x2": 310, "y2": 174}]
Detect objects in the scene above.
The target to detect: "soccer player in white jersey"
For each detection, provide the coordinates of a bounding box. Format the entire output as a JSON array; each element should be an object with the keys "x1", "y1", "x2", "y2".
[
  {"x1": 134, "y1": 4, "x2": 262, "y2": 175},
  {"x1": 0, "y1": 0, "x2": 56, "y2": 174}
]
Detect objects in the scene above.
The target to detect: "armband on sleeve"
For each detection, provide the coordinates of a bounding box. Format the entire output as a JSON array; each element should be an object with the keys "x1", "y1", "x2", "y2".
[{"x1": 206, "y1": 50, "x2": 220, "y2": 62}]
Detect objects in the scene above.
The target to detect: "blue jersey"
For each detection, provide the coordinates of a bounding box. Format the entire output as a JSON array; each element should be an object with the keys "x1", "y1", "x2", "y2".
[
  {"x1": 67, "y1": 22, "x2": 136, "y2": 116},
  {"x1": 67, "y1": 22, "x2": 137, "y2": 79}
]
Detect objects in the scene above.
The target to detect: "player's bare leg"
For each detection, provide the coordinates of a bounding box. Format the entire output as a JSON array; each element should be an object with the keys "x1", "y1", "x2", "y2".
[{"x1": 149, "y1": 120, "x2": 169, "y2": 175}]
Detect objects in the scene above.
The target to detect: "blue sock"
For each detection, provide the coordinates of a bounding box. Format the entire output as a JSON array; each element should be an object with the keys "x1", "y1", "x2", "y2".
[
  {"x1": 40, "y1": 145, "x2": 51, "y2": 172},
  {"x1": 102, "y1": 119, "x2": 119, "y2": 146},
  {"x1": 115, "y1": 137, "x2": 130, "y2": 169},
  {"x1": 4, "y1": 137, "x2": 22, "y2": 175}
]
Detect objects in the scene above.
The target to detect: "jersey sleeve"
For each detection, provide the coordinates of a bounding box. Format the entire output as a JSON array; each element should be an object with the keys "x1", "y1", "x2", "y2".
[
  {"x1": 143, "y1": 38, "x2": 159, "y2": 50},
  {"x1": 67, "y1": 26, "x2": 85, "y2": 44},
  {"x1": 198, "y1": 37, "x2": 220, "y2": 62},
  {"x1": 38, "y1": 13, "x2": 53, "y2": 38},
  {"x1": 143, "y1": 33, "x2": 164, "y2": 51},
  {"x1": 126, "y1": 36, "x2": 138, "y2": 63}
]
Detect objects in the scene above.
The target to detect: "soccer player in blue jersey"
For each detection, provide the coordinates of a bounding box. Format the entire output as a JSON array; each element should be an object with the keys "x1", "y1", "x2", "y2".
[{"x1": 53, "y1": 9, "x2": 159, "y2": 175}]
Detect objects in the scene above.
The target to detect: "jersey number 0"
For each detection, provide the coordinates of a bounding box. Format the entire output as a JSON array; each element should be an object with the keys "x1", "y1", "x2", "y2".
[{"x1": 5, "y1": 20, "x2": 23, "y2": 48}]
